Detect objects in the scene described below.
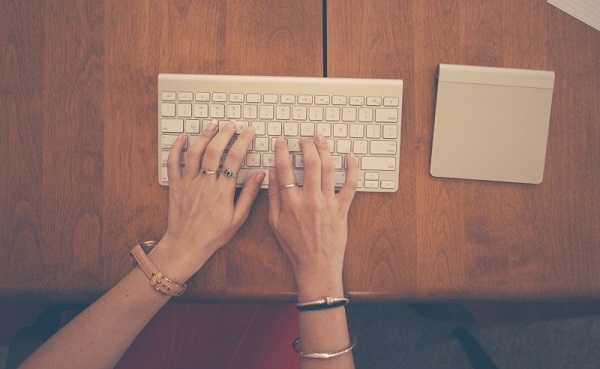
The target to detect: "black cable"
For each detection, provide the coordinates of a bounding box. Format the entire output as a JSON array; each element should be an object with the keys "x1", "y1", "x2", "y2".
[{"x1": 322, "y1": 0, "x2": 328, "y2": 77}]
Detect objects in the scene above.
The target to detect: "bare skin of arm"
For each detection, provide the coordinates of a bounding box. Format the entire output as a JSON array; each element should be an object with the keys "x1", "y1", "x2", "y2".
[{"x1": 19, "y1": 121, "x2": 264, "y2": 369}]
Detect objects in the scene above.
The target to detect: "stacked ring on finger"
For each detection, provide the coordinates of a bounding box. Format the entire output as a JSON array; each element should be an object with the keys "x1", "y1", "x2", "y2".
[
  {"x1": 222, "y1": 168, "x2": 238, "y2": 178},
  {"x1": 200, "y1": 168, "x2": 218, "y2": 175},
  {"x1": 280, "y1": 183, "x2": 297, "y2": 190}
]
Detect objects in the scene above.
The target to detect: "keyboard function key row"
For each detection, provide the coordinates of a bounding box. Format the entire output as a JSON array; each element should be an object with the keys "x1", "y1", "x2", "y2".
[{"x1": 161, "y1": 91, "x2": 399, "y2": 107}]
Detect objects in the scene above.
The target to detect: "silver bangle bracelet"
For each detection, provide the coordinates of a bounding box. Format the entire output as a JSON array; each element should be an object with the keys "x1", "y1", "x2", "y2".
[{"x1": 292, "y1": 335, "x2": 357, "y2": 359}]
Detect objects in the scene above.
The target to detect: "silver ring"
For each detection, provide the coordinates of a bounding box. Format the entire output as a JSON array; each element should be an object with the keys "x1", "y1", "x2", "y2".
[
  {"x1": 222, "y1": 168, "x2": 238, "y2": 178},
  {"x1": 200, "y1": 168, "x2": 217, "y2": 174},
  {"x1": 280, "y1": 183, "x2": 297, "y2": 190}
]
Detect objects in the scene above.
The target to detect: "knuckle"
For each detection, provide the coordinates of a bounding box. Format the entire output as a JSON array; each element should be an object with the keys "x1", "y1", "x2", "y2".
[{"x1": 203, "y1": 145, "x2": 221, "y2": 160}]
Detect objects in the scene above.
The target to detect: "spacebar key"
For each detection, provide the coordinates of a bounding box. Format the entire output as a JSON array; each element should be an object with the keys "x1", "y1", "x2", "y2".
[{"x1": 361, "y1": 156, "x2": 396, "y2": 171}]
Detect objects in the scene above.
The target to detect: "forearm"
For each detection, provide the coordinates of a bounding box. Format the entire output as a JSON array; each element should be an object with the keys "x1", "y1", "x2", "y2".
[
  {"x1": 296, "y1": 269, "x2": 355, "y2": 369},
  {"x1": 19, "y1": 241, "x2": 204, "y2": 369}
]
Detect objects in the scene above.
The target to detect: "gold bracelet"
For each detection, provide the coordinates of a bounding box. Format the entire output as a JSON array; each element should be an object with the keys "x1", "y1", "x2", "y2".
[{"x1": 292, "y1": 335, "x2": 357, "y2": 359}]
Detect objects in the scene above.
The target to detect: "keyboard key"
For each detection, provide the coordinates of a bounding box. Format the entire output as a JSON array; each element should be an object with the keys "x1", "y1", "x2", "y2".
[
  {"x1": 185, "y1": 119, "x2": 200, "y2": 134},
  {"x1": 334, "y1": 172, "x2": 347, "y2": 186},
  {"x1": 366, "y1": 125, "x2": 381, "y2": 138},
  {"x1": 281, "y1": 94, "x2": 295, "y2": 104},
  {"x1": 315, "y1": 95, "x2": 330, "y2": 104},
  {"x1": 179, "y1": 92, "x2": 194, "y2": 101},
  {"x1": 243, "y1": 105, "x2": 258, "y2": 119},
  {"x1": 358, "y1": 108, "x2": 373, "y2": 122},
  {"x1": 366, "y1": 97, "x2": 382, "y2": 106},
  {"x1": 337, "y1": 140, "x2": 351, "y2": 153},
  {"x1": 251, "y1": 121, "x2": 266, "y2": 135},
  {"x1": 229, "y1": 93, "x2": 244, "y2": 102},
  {"x1": 177, "y1": 104, "x2": 192, "y2": 117},
  {"x1": 375, "y1": 108, "x2": 398, "y2": 122},
  {"x1": 381, "y1": 180, "x2": 396, "y2": 189},
  {"x1": 245, "y1": 153, "x2": 260, "y2": 167},
  {"x1": 383, "y1": 125, "x2": 397, "y2": 139},
  {"x1": 162, "y1": 103, "x2": 176, "y2": 117},
  {"x1": 162, "y1": 119, "x2": 184, "y2": 133},
  {"x1": 263, "y1": 154, "x2": 275, "y2": 167},
  {"x1": 284, "y1": 122, "x2": 299, "y2": 136},
  {"x1": 333, "y1": 123, "x2": 348, "y2": 137},
  {"x1": 349, "y1": 124, "x2": 364, "y2": 138},
  {"x1": 254, "y1": 137, "x2": 269, "y2": 151},
  {"x1": 195, "y1": 92, "x2": 210, "y2": 102},
  {"x1": 325, "y1": 107, "x2": 340, "y2": 121},
  {"x1": 364, "y1": 180, "x2": 379, "y2": 189},
  {"x1": 162, "y1": 91, "x2": 176, "y2": 101},
  {"x1": 162, "y1": 134, "x2": 181, "y2": 149},
  {"x1": 276, "y1": 106, "x2": 290, "y2": 120},
  {"x1": 263, "y1": 94, "x2": 278, "y2": 103},
  {"x1": 300, "y1": 122, "x2": 315, "y2": 136},
  {"x1": 210, "y1": 104, "x2": 225, "y2": 118},
  {"x1": 246, "y1": 94, "x2": 261, "y2": 103},
  {"x1": 349, "y1": 96, "x2": 365, "y2": 106},
  {"x1": 353, "y1": 140, "x2": 368, "y2": 154},
  {"x1": 288, "y1": 138, "x2": 300, "y2": 152},
  {"x1": 342, "y1": 107, "x2": 357, "y2": 122},
  {"x1": 332, "y1": 96, "x2": 347, "y2": 105},
  {"x1": 333, "y1": 156, "x2": 343, "y2": 169},
  {"x1": 213, "y1": 93, "x2": 227, "y2": 102},
  {"x1": 309, "y1": 106, "x2": 323, "y2": 121},
  {"x1": 384, "y1": 97, "x2": 399, "y2": 106},
  {"x1": 370, "y1": 141, "x2": 397, "y2": 155},
  {"x1": 292, "y1": 106, "x2": 307, "y2": 120},
  {"x1": 317, "y1": 123, "x2": 331, "y2": 136},
  {"x1": 365, "y1": 172, "x2": 379, "y2": 180},
  {"x1": 234, "y1": 120, "x2": 248, "y2": 134},
  {"x1": 193, "y1": 104, "x2": 208, "y2": 118},
  {"x1": 298, "y1": 95, "x2": 313, "y2": 104},
  {"x1": 259, "y1": 106, "x2": 274, "y2": 120},
  {"x1": 361, "y1": 156, "x2": 396, "y2": 171},
  {"x1": 226, "y1": 105, "x2": 241, "y2": 119},
  {"x1": 267, "y1": 121, "x2": 282, "y2": 135}
]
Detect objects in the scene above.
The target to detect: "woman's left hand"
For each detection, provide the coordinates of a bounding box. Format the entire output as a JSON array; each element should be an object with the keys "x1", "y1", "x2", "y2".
[{"x1": 157, "y1": 120, "x2": 265, "y2": 276}]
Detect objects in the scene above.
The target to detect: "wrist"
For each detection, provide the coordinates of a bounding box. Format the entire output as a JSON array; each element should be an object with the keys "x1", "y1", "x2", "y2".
[
  {"x1": 294, "y1": 267, "x2": 345, "y2": 302},
  {"x1": 147, "y1": 238, "x2": 209, "y2": 284}
]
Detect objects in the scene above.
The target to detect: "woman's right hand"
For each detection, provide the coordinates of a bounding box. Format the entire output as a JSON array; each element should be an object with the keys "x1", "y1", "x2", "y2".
[{"x1": 267, "y1": 135, "x2": 358, "y2": 286}]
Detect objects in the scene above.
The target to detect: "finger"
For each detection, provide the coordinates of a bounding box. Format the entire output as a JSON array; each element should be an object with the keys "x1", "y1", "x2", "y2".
[
  {"x1": 299, "y1": 138, "x2": 321, "y2": 193},
  {"x1": 314, "y1": 134, "x2": 335, "y2": 194},
  {"x1": 233, "y1": 170, "x2": 266, "y2": 226},
  {"x1": 220, "y1": 125, "x2": 255, "y2": 187},
  {"x1": 274, "y1": 137, "x2": 297, "y2": 193},
  {"x1": 167, "y1": 133, "x2": 187, "y2": 184},
  {"x1": 201, "y1": 120, "x2": 237, "y2": 173},
  {"x1": 338, "y1": 152, "x2": 358, "y2": 207},
  {"x1": 184, "y1": 121, "x2": 218, "y2": 178},
  {"x1": 267, "y1": 168, "x2": 281, "y2": 227}
]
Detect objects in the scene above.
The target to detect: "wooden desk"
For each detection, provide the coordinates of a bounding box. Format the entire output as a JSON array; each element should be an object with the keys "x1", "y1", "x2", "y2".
[{"x1": 1, "y1": 0, "x2": 598, "y2": 302}]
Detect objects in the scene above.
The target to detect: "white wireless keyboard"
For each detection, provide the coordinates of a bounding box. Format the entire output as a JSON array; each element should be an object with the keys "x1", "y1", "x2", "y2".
[{"x1": 158, "y1": 74, "x2": 402, "y2": 192}]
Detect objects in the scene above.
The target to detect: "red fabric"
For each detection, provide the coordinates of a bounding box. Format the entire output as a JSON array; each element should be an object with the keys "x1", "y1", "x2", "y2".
[{"x1": 62, "y1": 303, "x2": 299, "y2": 369}]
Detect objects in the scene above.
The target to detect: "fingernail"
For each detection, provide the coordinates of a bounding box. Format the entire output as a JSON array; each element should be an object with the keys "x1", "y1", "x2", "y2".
[
  {"x1": 208, "y1": 122, "x2": 218, "y2": 131},
  {"x1": 179, "y1": 133, "x2": 186, "y2": 142},
  {"x1": 246, "y1": 126, "x2": 255, "y2": 133},
  {"x1": 315, "y1": 134, "x2": 323, "y2": 143},
  {"x1": 255, "y1": 171, "x2": 266, "y2": 183}
]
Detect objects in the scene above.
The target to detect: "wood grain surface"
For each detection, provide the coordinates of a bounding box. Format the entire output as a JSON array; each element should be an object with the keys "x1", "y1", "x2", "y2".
[
  {"x1": 1, "y1": 0, "x2": 599, "y2": 302},
  {"x1": 329, "y1": 0, "x2": 600, "y2": 300},
  {"x1": 0, "y1": 0, "x2": 322, "y2": 302}
]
